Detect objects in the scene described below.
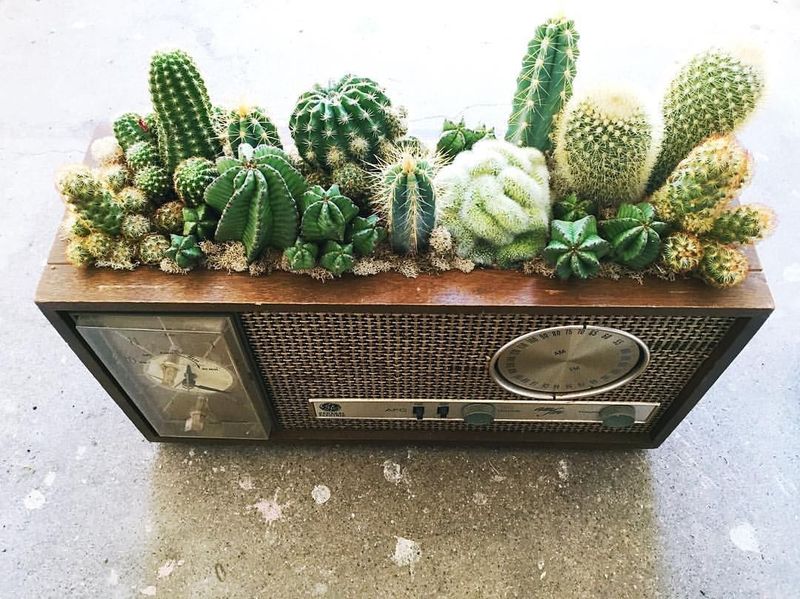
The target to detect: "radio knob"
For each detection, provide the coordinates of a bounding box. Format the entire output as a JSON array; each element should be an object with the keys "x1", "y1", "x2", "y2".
[
  {"x1": 462, "y1": 403, "x2": 496, "y2": 426},
  {"x1": 599, "y1": 405, "x2": 636, "y2": 429}
]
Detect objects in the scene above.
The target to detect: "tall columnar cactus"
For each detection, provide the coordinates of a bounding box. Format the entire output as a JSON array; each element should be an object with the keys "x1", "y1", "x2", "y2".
[
  {"x1": 225, "y1": 105, "x2": 282, "y2": 154},
  {"x1": 149, "y1": 50, "x2": 220, "y2": 173},
  {"x1": 377, "y1": 153, "x2": 436, "y2": 255},
  {"x1": 554, "y1": 88, "x2": 659, "y2": 207},
  {"x1": 436, "y1": 139, "x2": 551, "y2": 266},
  {"x1": 113, "y1": 112, "x2": 156, "y2": 151},
  {"x1": 647, "y1": 48, "x2": 765, "y2": 193},
  {"x1": 506, "y1": 16, "x2": 579, "y2": 152},
  {"x1": 436, "y1": 118, "x2": 495, "y2": 162},
  {"x1": 57, "y1": 166, "x2": 124, "y2": 235},
  {"x1": 600, "y1": 203, "x2": 667, "y2": 269},
  {"x1": 650, "y1": 135, "x2": 751, "y2": 234},
  {"x1": 289, "y1": 75, "x2": 406, "y2": 172},
  {"x1": 204, "y1": 144, "x2": 306, "y2": 262}
]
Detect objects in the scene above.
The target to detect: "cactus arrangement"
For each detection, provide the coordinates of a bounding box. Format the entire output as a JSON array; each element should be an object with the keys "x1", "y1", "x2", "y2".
[
  {"x1": 506, "y1": 16, "x2": 579, "y2": 152},
  {"x1": 436, "y1": 139, "x2": 551, "y2": 266},
  {"x1": 53, "y1": 25, "x2": 775, "y2": 289},
  {"x1": 554, "y1": 88, "x2": 659, "y2": 208}
]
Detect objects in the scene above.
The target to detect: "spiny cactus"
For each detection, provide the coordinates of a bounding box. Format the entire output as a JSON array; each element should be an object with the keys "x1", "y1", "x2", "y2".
[
  {"x1": 601, "y1": 203, "x2": 667, "y2": 269},
  {"x1": 134, "y1": 165, "x2": 171, "y2": 203},
  {"x1": 98, "y1": 240, "x2": 137, "y2": 270},
  {"x1": 707, "y1": 204, "x2": 773, "y2": 245},
  {"x1": 204, "y1": 144, "x2": 306, "y2": 262},
  {"x1": 330, "y1": 162, "x2": 371, "y2": 204},
  {"x1": 90, "y1": 136, "x2": 124, "y2": 166},
  {"x1": 661, "y1": 232, "x2": 704, "y2": 273},
  {"x1": 647, "y1": 48, "x2": 765, "y2": 193},
  {"x1": 174, "y1": 157, "x2": 217, "y2": 206},
  {"x1": 506, "y1": 16, "x2": 579, "y2": 152},
  {"x1": 165, "y1": 234, "x2": 204, "y2": 269},
  {"x1": 182, "y1": 205, "x2": 218, "y2": 240},
  {"x1": 115, "y1": 187, "x2": 148, "y2": 214},
  {"x1": 554, "y1": 87, "x2": 659, "y2": 207},
  {"x1": 125, "y1": 141, "x2": 160, "y2": 172},
  {"x1": 377, "y1": 152, "x2": 436, "y2": 255},
  {"x1": 650, "y1": 135, "x2": 751, "y2": 234},
  {"x1": 70, "y1": 218, "x2": 92, "y2": 238},
  {"x1": 66, "y1": 240, "x2": 94, "y2": 266},
  {"x1": 553, "y1": 193, "x2": 595, "y2": 222},
  {"x1": 113, "y1": 112, "x2": 156, "y2": 151},
  {"x1": 153, "y1": 200, "x2": 184, "y2": 234},
  {"x1": 57, "y1": 166, "x2": 124, "y2": 235},
  {"x1": 436, "y1": 118, "x2": 494, "y2": 162},
  {"x1": 99, "y1": 164, "x2": 129, "y2": 193},
  {"x1": 138, "y1": 233, "x2": 170, "y2": 265},
  {"x1": 80, "y1": 231, "x2": 115, "y2": 259},
  {"x1": 319, "y1": 240, "x2": 355, "y2": 275},
  {"x1": 284, "y1": 239, "x2": 319, "y2": 270},
  {"x1": 225, "y1": 105, "x2": 282, "y2": 154},
  {"x1": 299, "y1": 184, "x2": 359, "y2": 242},
  {"x1": 698, "y1": 241, "x2": 749, "y2": 288},
  {"x1": 543, "y1": 216, "x2": 610, "y2": 279},
  {"x1": 436, "y1": 139, "x2": 551, "y2": 266},
  {"x1": 149, "y1": 50, "x2": 220, "y2": 173},
  {"x1": 290, "y1": 74, "x2": 406, "y2": 172},
  {"x1": 121, "y1": 213, "x2": 152, "y2": 241}
]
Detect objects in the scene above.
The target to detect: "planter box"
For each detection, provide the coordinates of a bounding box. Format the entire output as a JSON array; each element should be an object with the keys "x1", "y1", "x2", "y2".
[{"x1": 36, "y1": 231, "x2": 773, "y2": 449}]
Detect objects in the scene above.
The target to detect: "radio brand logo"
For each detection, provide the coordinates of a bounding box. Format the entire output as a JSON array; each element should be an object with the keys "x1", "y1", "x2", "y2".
[{"x1": 319, "y1": 402, "x2": 342, "y2": 413}]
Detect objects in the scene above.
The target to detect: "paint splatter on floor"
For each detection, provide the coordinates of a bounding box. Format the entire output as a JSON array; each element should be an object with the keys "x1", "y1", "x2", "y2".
[
  {"x1": 473, "y1": 492, "x2": 488, "y2": 506},
  {"x1": 157, "y1": 559, "x2": 179, "y2": 578},
  {"x1": 312, "y1": 484, "x2": 331, "y2": 505},
  {"x1": 249, "y1": 489, "x2": 289, "y2": 525},
  {"x1": 391, "y1": 536, "x2": 421, "y2": 576},
  {"x1": 238, "y1": 475, "x2": 255, "y2": 490},
  {"x1": 382, "y1": 460, "x2": 405, "y2": 485},
  {"x1": 139, "y1": 586, "x2": 156, "y2": 596},
  {"x1": 23, "y1": 489, "x2": 46, "y2": 510},
  {"x1": 311, "y1": 582, "x2": 329, "y2": 596},
  {"x1": 729, "y1": 521, "x2": 760, "y2": 553},
  {"x1": 557, "y1": 459, "x2": 570, "y2": 481}
]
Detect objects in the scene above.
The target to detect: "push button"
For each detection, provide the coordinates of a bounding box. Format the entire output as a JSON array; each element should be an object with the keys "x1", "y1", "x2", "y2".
[{"x1": 412, "y1": 405, "x2": 425, "y2": 420}]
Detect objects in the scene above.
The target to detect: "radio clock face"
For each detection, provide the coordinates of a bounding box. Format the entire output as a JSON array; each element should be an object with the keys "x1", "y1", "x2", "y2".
[{"x1": 490, "y1": 325, "x2": 649, "y2": 399}]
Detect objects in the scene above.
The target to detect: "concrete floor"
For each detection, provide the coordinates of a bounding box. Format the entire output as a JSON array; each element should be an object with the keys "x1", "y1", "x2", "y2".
[{"x1": 1, "y1": 1, "x2": 799, "y2": 597}]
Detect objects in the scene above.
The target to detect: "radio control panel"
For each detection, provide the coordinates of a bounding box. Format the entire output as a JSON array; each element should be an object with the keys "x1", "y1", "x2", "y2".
[{"x1": 310, "y1": 399, "x2": 659, "y2": 428}]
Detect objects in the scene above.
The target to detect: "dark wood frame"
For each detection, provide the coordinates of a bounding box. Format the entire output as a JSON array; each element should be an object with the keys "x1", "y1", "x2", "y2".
[{"x1": 36, "y1": 228, "x2": 773, "y2": 448}]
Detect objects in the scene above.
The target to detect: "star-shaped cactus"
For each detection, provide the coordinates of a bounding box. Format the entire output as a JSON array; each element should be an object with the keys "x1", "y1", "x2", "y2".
[
  {"x1": 543, "y1": 215, "x2": 610, "y2": 279},
  {"x1": 601, "y1": 202, "x2": 668, "y2": 269}
]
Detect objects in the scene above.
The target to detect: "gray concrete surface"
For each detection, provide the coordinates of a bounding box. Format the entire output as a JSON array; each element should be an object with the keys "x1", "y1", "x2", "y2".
[{"x1": 1, "y1": 1, "x2": 799, "y2": 597}]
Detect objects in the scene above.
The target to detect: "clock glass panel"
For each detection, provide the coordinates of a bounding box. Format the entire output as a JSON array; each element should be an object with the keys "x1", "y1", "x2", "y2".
[{"x1": 72, "y1": 313, "x2": 269, "y2": 439}]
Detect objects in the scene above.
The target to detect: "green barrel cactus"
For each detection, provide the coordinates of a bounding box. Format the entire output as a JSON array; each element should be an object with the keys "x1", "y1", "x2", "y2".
[
  {"x1": 299, "y1": 184, "x2": 359, "y2": 242},
  {"x1": 289, "y1": 74, "x2": 406, "y2": 172},
  {"x1": 378, "y1": 153, "x2": 436, "y2": 255},
  {"x1": 57, "y1": 166, "x2": 124, "y2": 236},
  {"x1": 330, "y1": 162, "x2": 371, "y2": 204},
  {"x1": 153, "y1": 200, "x2": 185, "y2": 234},
  {"x1": 174, "y1": 157, "x2": 218, "y2": 206},
  {"x1": 554, "y1": 87, "x2": 659, "y2": 207},
  {"x1": 149, "y1": 50, "x2": 220, "y2": 173},
  {"x1": 204, "y1": 143, "x2": 306, "y2": 262},
  {"x1": 113, "y1": 112, "x2": 156, "y2": 151},
  {"x1": 600, "y1": 203, "x2": 667, "y2": 269},
  {"x1": 543, "y1": 216, "x2": 610, "y2": 279},
  {"x1": 125, "y1": 140, "x2": 161, "y2": 172},
  {"x1": 650, "y1": 135, "x2": 751, "y2": 234},
  {"x1": 553, "y1": 193, "x2": 595, "y2": 222},
  {"x1": 698, "y1": 241, "x2": 749, "y2": 288},
  {"x1": 348, "y1": 214, "x2": 386, "y2": 256},
  {"x1": 506, "y1": 16, "x2": 579, "y2": 152},
  {"x1": 134, "y1": 165, "x2": 171, "y2": 203},
  {"x1": 319, "y1": 240, "x2": 355, "y2": 275},
  {"x1": 647, "y1": 48, "x2": 765, "y2": 193},
  {"x1": 165, "y1": 234, "x2": 204, "y2": 269},
  {"x1": 283, "y1": 239, "x2": 319, "y2": 270},
  {"x1": 436, "y1": 118, "x2": 494, "y2": 163},
  {"x1": 660, "y1": 232, "x2": 704, "y2": 274},
  {"x1": 226, "y1": 105, "x2": 282, "y2": 154},
  {"x1": 182, "y1": 204, "x2": 218, "y2": 240},
  {"x1": 138, "y1": 233, "x2": 170, "y2": 265},
  {"x1": 436, "y1": 139, "x2": 551, "y2": 266}
]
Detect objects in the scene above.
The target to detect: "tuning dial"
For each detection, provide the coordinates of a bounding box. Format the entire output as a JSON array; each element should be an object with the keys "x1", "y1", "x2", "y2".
[
  {"x1": 599, "y1": 405, "x2": 636, "y2": 429},
  {"x1": 462, "y1": 403, "x2": 495, "y2": 426}
]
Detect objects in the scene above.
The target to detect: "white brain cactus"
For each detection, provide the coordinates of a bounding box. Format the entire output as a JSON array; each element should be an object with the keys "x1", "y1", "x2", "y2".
[{"x1": 435, "y1": 139, "x2": 551, "y2": 266}]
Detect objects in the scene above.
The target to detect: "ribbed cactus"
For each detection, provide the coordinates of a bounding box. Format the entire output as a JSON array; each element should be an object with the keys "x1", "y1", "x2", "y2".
[
  {"x1": 330, "y1": 162, "x2": 371, "y2": 204},
  {"x1": 182, "y1": 205, "x2": 218, "y2": 240},
  {"x1": 436, "y1": 139, "x2": 551, "y2": 266},
  {"x1": 115, "y1": 187, "x2": 148, "y2": 214},
  {"x1": 650, "y1": 135, "x2": 751, "y2": 234},
  {"x1": 348, "y1": 214, "x2": 386, "y2": 256},
  {"x1": 378, "y1": 153, "x2": 436, "y2": 255},
  {"x1": 554, "y1": 88, "x2": 659, "y2": 207},
  {"x1": 698, "y1": 241, "x2": 749, "y2": 288},
  {"x1": 543, "y1": 216, "x2": 610, "y2": 279},
  {"x1": 553, "y1": 193, "x2": 595, "y2": 222},
  {"x1": 436, "y1": 118, "x2": 494, "y2": 162},
  {"x1": 149, "y1": 50, "x2": 220, "y2": 173},
  {"x1": 290, "y1": 74, "x2": 406, "y2": 172},
  {"x1": 57, "y1": 166, "x2": 124, "y2": 235},
  {"x1": 165, "y1": 234, "x2": 204, "y2": 269},
  {"x1": 600, "y1": 203, "x2": 667, "y2": 269},
  {"x1": 153, "y1": 201, "x2": 185, "y2": 234},
  {"x1": 506, "y1": 16, "x2": 579, "y2": 152},
  {"x1": 204, "y1": 144, "x2": 306, "y2": 262},
  {"x1": 299, "y1": 184, "x2": 359, "y2": 242},
  {"x1": 226, "y1": 105, "x2": 282, "y2": 154},
  {"x1": 319, "y1": 240, "x2": 355, "y2": 275},
  {"x1": 174, "y1": 157, "x2": 218, "y2": 206},
  {"x1": 113, "y1": 112, "x2": 156, "y2": 151},
  {"x1": 284, "y1": 239, "x2": 319, "y2": 270},
  {"x1": 647, "y1": 48, "x2": 765, "y2": 193}
]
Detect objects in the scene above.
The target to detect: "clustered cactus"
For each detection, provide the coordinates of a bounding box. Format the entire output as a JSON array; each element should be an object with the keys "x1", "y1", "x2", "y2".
[{"x1": 436, "y1": 118, "x2": 494, "y2": 163}]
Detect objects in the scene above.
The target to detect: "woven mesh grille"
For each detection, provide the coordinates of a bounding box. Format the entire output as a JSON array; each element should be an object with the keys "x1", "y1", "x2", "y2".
[{"x1": 240, "y1": 312, "x2": 736, "y2": 434}]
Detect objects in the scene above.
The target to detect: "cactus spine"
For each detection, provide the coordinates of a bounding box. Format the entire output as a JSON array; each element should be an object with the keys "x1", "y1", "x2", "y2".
[
  {"x1": 57, "y1": 166, "x2": 124, "y2": 235},
  {"x1": 379, "y1": 153, "x2": 436, "y2": 255},
  {"x1": 226, "y1": 105, "x2": 282, "y2": 154},
  {"x1": 149, "y1": 50, "x2": 220, "y2": 173},
  {"x1": 647, "y1": 48, "x2": 765, "y2": 192},
  {"x1": 554, "y1": 88, "x2": 659, "y2": 207},
  {"x1": 506, "y1": 16, "x2": 579, "y2": 152}
]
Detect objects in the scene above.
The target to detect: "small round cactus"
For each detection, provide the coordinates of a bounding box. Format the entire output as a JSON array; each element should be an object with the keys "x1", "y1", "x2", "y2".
[
  {"x1": 115, "y1": 187, "x2": 149, "y2": 214},
  {"x1": 437, "y1": 118, "x2": 494, "y2": 162},
  {"x1": 101, "y1": 240, "x2": 137, "y2": 270},
  {"x1": 300, "y1": 184, "x2": 359, "y2": 242},
  {"x1": 182, "y1": 204, "x2": 218, "y2": 240},
  {"x1": 707, "y1": 204, "x2": 774, "y2": 245},
  {"x1": 554, "y1": 87, "x2": 659, "y2": 207},
  {"x1": 330, "y1": 162, "x2": 371, "y2": 204},
  {"x1": 100, "y1": 164, "x2": 129, "y2": 193},
  {"x1": 66, "y1": 240, "x2": 95, "y2": 266},
  {"x1": 125, "y1": 141, "x2": 160, "y2": 172},
  {"x1": 283, "y1": 239, "x2": 319, "y2": 270},
  {"x1": 543, "y1": 216, "x2": 610, "y2": 279},
  {"x1": 121, "y1": 213, "x2": 152, "y2": 241},
  {"x1": 138, "y1": 233, "x2": 170, "y2": 265},
  {"x1": 70, "y1": 218, "x2": 92, "y2": 238},
  {"x1": 226, "y1": 105, "x2": 282, "y2": 154},
  {"x1": 319, "y1": 240, "x2": 355, "y2": 275},
  {"x1": 134, "y1": 165, "x2": 171, "y2": 203},
  {"x1": 113, "y1": 112, "x2": 155, "y2": 151},
  {"x1": 165, "y1": 234, "x2": 204, "y2": 269},
  {"x1": 661, "y1": 232, "x2": 704, "y2": 274},
  {"x1": 553, "y1": 193, "x2": 595, "y2": 222},
  {"x1": 174, "y1": 157, "x2": 217, "y2": 206},
  {"x1": 81, "y1": 231, "x2": 115, "y2": 259},
  {"x1": 153, "y1": 200, "x2": 185, "y2": 234},
  {"x1": 698, "y1": 242, "x2": 749, "y2": 288},
  {"x1": 90, "y1": 136, "x2": 124, "y2": 166},
  {"x1": 57, "y1": 165, "x2": 104, "y2": 200}
]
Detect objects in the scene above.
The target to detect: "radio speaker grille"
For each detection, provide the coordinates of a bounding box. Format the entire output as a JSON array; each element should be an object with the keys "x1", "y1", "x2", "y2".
[{"x1": 240, "y1": 312, "x2": 736, "y2": 434}]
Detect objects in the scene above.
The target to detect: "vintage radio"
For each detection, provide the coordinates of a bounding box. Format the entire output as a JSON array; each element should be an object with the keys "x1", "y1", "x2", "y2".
[{"x1": 36, "y1": 244, "x2": 773, "y2": 448}]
